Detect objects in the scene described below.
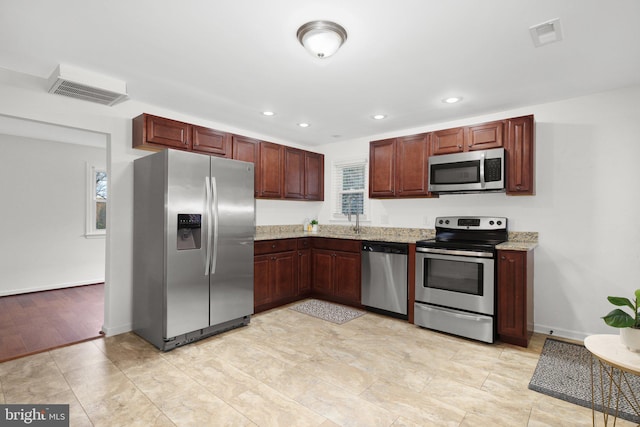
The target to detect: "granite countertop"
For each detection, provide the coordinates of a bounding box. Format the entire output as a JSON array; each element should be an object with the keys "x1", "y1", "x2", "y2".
[{"x1": 255, "y1": 225, "x2": 538, "y2": 250}]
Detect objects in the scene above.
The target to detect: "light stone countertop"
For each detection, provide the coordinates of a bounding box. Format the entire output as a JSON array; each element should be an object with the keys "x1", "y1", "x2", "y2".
[{"x1": 255, "y1": 225, "x2": 538, "y2": 250}]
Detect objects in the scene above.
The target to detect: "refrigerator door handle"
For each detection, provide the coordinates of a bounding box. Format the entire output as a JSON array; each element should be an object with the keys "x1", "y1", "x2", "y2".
[
  {"x1": 205, "y1": 176, "x2": 212, "y2": 275},
  {"x1": 211, "y1": 177, "x2": 219, "y2": 274}
]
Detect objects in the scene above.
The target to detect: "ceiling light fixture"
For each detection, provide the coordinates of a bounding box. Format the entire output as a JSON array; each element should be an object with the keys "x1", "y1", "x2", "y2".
[
  {"x1": 262, "y1": 111, "x2": 275, "y2": 116},
  {"x1": 372, "y1": 114, "x2": 387, "y2": 120},
  {"x1": 298, "y1": 122, "x2": 310, "y2": 128},
  {"x1": 442, "y1": 97, "x2": 463, "y2": 104},
  {"x1": 297, "y1": 20, "x2": 347, "y2": 59}
]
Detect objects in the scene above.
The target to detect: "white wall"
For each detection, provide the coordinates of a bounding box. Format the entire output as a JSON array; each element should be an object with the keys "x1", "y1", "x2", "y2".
[
  {"x1": 0, "y1": 134, "x2": 106, "y2": 295},
  {"x1": 1, "y1": 68, "x2": 638, "y2": 341}
]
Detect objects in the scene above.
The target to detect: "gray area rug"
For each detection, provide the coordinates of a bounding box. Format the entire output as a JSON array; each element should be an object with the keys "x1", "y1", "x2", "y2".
[
  {"x1": 529, "y1": 338, "x2": 640, "y2": 423},
  {"x1": 289, "y1": 299, "x2": 366, "y2": 324}
]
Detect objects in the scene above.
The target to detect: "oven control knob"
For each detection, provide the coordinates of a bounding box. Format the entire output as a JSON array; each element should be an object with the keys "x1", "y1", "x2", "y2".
[
  {"x1": 445, "y1": 220, "x2": 450, "y2": 224},
  {"x1": 438, "y1": 219, "x2": 443, "y2": 225},
  {"x1": 489, "y1": 220, "x2": 494, "y2": 225},
  {"x1": 497, "y1": 220, "x2": 502, "y2": 226}
]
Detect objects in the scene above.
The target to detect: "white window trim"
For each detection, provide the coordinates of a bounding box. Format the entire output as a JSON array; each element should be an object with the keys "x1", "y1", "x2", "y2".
[
  {"x1": 86, "y1": 163, "x2": 106, "y2": 238},
  {"x1": 331, "y1": 158, "x2": 370, "y2": 223}
]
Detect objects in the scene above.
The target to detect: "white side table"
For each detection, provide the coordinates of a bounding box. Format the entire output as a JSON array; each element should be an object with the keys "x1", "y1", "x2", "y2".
[{"x1": 584, "y1": 334, "x2": 640, "y2": 426}]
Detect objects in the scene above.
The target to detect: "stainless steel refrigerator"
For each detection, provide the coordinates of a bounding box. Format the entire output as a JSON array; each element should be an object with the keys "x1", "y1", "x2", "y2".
[{"x1": 133, "y1": 149, "x2": 255, "y2": 351}]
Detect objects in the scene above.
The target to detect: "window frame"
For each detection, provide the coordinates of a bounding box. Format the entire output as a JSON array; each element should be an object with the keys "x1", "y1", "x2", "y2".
[
  {"x1": 86, "y1": 163, "x2": 107, "y2": 238},
  {"x1": 331, "y1": 158, "x2": 370, "y2": 222}
]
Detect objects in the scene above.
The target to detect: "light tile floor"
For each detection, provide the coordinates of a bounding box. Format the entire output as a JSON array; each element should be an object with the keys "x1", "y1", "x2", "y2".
[{"x1": 0, "y1": 302, "x2": 633, "y2": 426}]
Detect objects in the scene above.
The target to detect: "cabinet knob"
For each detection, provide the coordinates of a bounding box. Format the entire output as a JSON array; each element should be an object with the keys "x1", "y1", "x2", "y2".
[
  {"x1": 457, "y1": 144, "x2": 462, "y2": 148},
  {"x1": 501, "y1": 256, "x2": 506, "y2": 260},
  {"x1": 272, "y1": 244, "x2": 276, "y2": 248}
]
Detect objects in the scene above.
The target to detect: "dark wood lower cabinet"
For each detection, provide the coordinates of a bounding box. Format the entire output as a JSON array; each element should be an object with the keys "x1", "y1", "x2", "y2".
[
  {"x1": 310, "y1": 238, "x2": 362, "y2": 307},
  {"x1": 497, "y1": 249, "x2": 534, "y2": 347},
  {"x1": 254, "y1": 239, "x2": 298, "y2": 313}
]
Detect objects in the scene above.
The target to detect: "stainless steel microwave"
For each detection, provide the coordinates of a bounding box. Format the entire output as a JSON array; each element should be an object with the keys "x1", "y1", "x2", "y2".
[{"x1": 428, "y1": 147, "x2": 505, "y2": 193}]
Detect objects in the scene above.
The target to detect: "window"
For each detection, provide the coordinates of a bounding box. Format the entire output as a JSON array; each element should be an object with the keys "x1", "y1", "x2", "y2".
[
  {"x1": 332, "y1": 159, "x2": 369, "y2": 221},
  {"x1": 86, "y1": 164, "x2": 107, "y2": 237}
]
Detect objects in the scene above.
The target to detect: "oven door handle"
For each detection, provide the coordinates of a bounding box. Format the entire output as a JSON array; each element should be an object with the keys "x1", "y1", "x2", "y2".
[{"x1": 416, "y1": 247, "x2": 494, "y2": 258}]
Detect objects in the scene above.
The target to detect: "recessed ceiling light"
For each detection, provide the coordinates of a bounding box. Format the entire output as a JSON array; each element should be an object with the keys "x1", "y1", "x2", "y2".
[
  {"x1": 262, "y1": 111, "x2": 275, "y2": 116},
  {"x1": 298, "y1": 122, "x2": 310, "y2": 128},
  {"x1": 442, "y1": 97, "x2": 463, "y2": 104},
  {"x1": 372, "y1": 114, "x2": 387, "y2": 120}
]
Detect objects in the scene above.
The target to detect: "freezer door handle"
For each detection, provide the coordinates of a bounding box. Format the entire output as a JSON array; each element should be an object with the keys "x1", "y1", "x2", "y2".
[
  {"x1": 211, "y1": 176, "x2": 219, "y2": 275},
  {"x1": 205, "y1": 176, "x2": 212, "y2": 275}
]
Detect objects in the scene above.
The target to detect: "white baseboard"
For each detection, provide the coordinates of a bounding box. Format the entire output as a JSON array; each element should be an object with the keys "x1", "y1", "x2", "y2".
[
  {"x1": 0, "y1": 278, "x2": 105, "y2": 297},
  {"x1": 101, "y1": 323, "x2": 132, "y2": 337},
  {"x1": 534, "y1": 323, "x2": 588, "y2": 342}
]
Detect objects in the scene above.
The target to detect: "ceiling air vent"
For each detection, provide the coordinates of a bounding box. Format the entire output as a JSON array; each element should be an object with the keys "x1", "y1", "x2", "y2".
[
  {"x1": 47, "y1": 64, "x2": 128, "y2": 106},
  {"x1": 529, "y1": 18, "x2": 563, "y2": 48}
]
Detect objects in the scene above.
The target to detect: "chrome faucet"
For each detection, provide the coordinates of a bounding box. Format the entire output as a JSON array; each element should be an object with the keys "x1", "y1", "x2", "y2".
[{"x1": 346, "y1": 196, "x2": 361, "y2": 234}]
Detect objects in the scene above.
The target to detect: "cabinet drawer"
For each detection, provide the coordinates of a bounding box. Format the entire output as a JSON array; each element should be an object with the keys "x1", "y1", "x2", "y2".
[
  {"x1": 311, "y1": 238, "x2": 361, "y2": 253},
  {"x1": 254, "y1": 239, "x2": 297, "y2": 255},
  {"x1": 297, "y1": 238, "x2": 311, "y2": 250}
]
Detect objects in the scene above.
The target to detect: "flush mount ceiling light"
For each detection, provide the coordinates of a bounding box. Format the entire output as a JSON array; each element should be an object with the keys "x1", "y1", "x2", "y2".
[
  {"x1": 297, "y1": 122, "x2": 310, "y2": 128},
  {"x1": 371, "y1": 114, "x2": 387, "y2": 120},
  {"x1": 529, "y1": 18, "x2": 563, "y2": 47},
  {"x1": 261, "y1": 111, "x2": 275, "y2": 116},
  {"x1": 297, "y1": 20, "x2": 347, "y2": 59}
]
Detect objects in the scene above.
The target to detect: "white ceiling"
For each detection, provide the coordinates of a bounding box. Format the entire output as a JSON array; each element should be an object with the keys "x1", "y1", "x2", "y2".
[{"x1": 1, "y1": 0, "x2": 639, "y2": 147}]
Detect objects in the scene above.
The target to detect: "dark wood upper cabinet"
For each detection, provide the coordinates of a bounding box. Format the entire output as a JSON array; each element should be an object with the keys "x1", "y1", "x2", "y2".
[
  {"x1": 283, "y1": 147, "x2": 325, "y2": 201},
  {"x1": 505, "y1": 115, "x2": 535, "y2": 195},
  {"x1": 431, "y1": 127, "x2": 465, "y2": 155},
  {"x1": 258, "y1": 141, "x2": 284, "y2": 199},
  {"x1": 466, "y1": 120, "x2": 504, "y2": 151},
  {"x1": 373, "y1": 114, "x2": 534, "y2": 198},
  {"x1": 284, "y1": 147, "x2": 305, "y2": 199},
  {"x1": 432, "y1": 121, "x2": 504, "y2": 155},
  {"x1": 192, "y1": 126, "x2": 231, "y2": 157},
  {"x1": 369, "y1": 138, "x2": 396, "y2": 198},
  {"x1": 370, "y1": 134, "x2": 435, "y2": 199},
  {"x1": 396, "y1": 133, "x2": 431, "y2": 196},
  {"x1": 304, "y1": 151, "x2": 324, "y2": 201},
  {"x1": 133, "y1": 113, "x2": 191, "y2": 151}
]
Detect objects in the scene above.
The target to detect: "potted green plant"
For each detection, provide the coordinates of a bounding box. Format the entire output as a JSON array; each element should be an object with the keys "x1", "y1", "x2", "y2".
[
  {"x1": 310, "y1": 219, "x2": 318, "y2": 233},
  {"x1": 602, "y1": 289, "x2": 640, "y2": 351}
]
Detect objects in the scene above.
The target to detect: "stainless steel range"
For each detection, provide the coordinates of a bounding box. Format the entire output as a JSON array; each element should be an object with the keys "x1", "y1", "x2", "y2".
[{"x1": 414, "y1": 216, "x2": 508, "y2": 343}]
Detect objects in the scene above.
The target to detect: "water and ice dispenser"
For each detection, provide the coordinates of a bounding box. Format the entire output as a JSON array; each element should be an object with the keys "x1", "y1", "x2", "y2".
[{"x1": 177, "y1": 214, "x2": 202, "y2": 250}]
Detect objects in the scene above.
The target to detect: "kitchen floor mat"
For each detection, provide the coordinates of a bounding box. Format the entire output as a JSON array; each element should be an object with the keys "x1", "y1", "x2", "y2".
[{"x1": 289, "y1": 299, "x2": 366, "y2": 324}]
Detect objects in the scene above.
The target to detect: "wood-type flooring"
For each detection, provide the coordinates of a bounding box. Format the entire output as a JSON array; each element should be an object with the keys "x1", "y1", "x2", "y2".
[{"x1": 0, "y1": 283, "x2": 104, "y2": 362}]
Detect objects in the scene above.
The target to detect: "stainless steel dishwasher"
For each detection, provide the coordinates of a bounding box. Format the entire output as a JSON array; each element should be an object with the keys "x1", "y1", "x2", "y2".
[{"x1": 361, "y1": 241, "x2": 408, "y2": 318}]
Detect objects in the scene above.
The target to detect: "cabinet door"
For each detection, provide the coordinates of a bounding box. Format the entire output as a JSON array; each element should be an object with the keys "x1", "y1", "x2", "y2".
[
  {"x1": 272, "y1": 252, "x2": 297, "y2": 301},
  {"x1": 396, "y1": 134, "x2": 430, "y2": 197},
  {"x1": 232, "y1": 135, "x2": 259, "y2": 197},
  {"x1": 298, "y1": 249, "x2": 311, "y2": 295},
  {"x1": 431, "y1": 127, "x2": 464, "y2": 155},
  {"x1": 304, "y1": 151, "x2": 324, "y2": 201},
  {"x1": 369, "y1": 139, "x2": 396, "y2": 197},
  {"x1": 497, "y1": 250, "x2": 527, "y2": 345},
  {"x1": 254, "y1": 254, "x2": 272, "y2": 308},
  {"x1": 135, "y1": 114, "x2": 191, "y2": 151},
  {"x1": 283, "y1": 147, "x2": 305, "y2": 199},
  {"x1": 333, "y1": 251, "x2": 361, "y2": 304},
  {"x1": 192, "y1": 126, "x2": 230, "y2": 157},
  {"x1": 505, "y1": 116, "x2": 534, "y2": 195},
  {"x1": 466, "y1": 121, "x2": 504, "y2": 151},
  {"x1": 258, "y1": 142, "x2": 283, "y2": 199},
  {"x1": 312, "y1": 249, "x2": 335, "y2": 296}
]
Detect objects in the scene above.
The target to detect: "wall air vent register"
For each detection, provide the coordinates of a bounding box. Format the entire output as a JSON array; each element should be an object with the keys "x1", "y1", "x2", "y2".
[{"x1": 47, "y1": 64, "x2": 128, "y2": 106}]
